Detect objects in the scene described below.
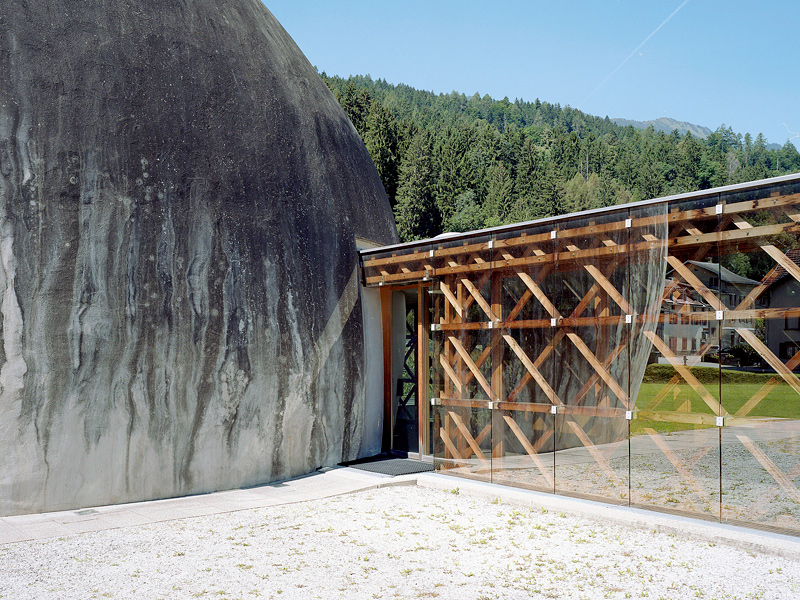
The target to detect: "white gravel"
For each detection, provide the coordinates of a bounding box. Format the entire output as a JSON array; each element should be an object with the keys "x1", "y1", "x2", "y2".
[{"x1": 1, "y1": 485, "x2": 799, "y2": 600}]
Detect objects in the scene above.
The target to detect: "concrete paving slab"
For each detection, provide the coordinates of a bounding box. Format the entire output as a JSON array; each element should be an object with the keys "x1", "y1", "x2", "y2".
[
  {"x1": 60, "y1": 517, "x2": 122, "y2": 535},
  {"x1": 8, "y1": 519, "x2": 75, "y2": 541},
  {"x1": 0, "y1": 467, "x2": 389, "y2": 545},
  {"x1": 91, "y1": 511, "x2": 154, "y2": 529},
  {"x1": 0, "y1": 521, "x2": 26, "y2": 543}
]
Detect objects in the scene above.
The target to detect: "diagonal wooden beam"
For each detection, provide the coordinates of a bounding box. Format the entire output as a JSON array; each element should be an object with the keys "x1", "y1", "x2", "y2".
[
  {"x1": 474, "y1": 422, "x2": 492, "y2": 447},
  {"x1": 583, "y1": 265, "x2": 633, "y2": 314},
  {"x1": 507, "y1": 263, "x2": 554, "y2": 322},
  {"x1": 566, "y1": 332, "x2": 631, "y2": 409},
  {"x1": 517, "y1": 272, "x2": 561, "y2": 318},
  {"x1": 462, "y1": 278, "x2": 499, "y2": 321},
  {"x1": 573, "y1": 337, "x2": 630, "y2": 407},
  {"x1": 507, "y1": 289, "x2": 534, "y2": 322},
  {"x1": 643, "y1": 340, "x2": 715, "y2": 411},
  {"x1": 736, "y1": 329, "x2": 800, "y2": 397},
  {"x1": 643, "y1": 375, "x2": 681, "y2": 411},
  {"x1": 462, "y1": 344, "x2": 492, "y2": 388},
  {"x1": 462, "y1": 271, "x2": 491, "y2": 313},
  {"x1": 449, "y1": 411, "x2": 490, "y2": 468},
  {"x1": 506, "y1": 259, "x2": 624, "y2": 403},
  {"x1": 762, "y1": 245, "x2": 800, "y2": 287},
  {"x1": 643, "y1": 427, "x2": 713, "y2": 506},
  {"x1": 440, "y1": 281, "x2": 463, "y2": 318},
  {"x1": 684, "y1": 446, "x2": 713, "y2": 471},
  {"x1": 735, "y1": 348, "x2": 800, "y2": 417},
  {"x1": 502, "y1": 415, "x2": 555, "y2": 487},
  {"x1": 644, "y1": 331, "x2": 726, "y2": 415},
  {"x1": 439, "y1": 427, "x2": 470, "y2": 468},
  {"x1": 749, "y1": 462, "x2": 800, "y2": 518},
  {"x1": 665, "y1": 256, "x2": 724, "y2": 311},
  {"x1": 449, "y1": 336, "x2": 498, "y2": 401},
  {"x1": 503, "y1": 334, "x2": 561, "y2": 405},
  {"x1": 439, "y1": 353, "x2": 464, "y2": 397},
  {"x1": 565, "y1": 419, "x2": 627, "y2": 494},
  {"x1": 735, "y1": 264, "x2": 781, "y2": 311},
  {"x1": 737, "y1": 434, "x2": 800, "y2": 506}
]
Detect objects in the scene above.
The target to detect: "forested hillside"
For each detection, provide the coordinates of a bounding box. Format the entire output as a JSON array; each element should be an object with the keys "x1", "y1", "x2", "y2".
[{"x1": 322, "y1": 73, "x2": 800, "y2": 242}]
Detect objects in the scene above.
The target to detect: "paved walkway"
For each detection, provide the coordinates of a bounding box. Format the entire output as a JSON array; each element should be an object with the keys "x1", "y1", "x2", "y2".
[
  {"x1": 0, "y1": 467, "x2": 402, "y2": 545},
  {"x1": 3, "y1": 467, "x2": 800, "y2": 560}
]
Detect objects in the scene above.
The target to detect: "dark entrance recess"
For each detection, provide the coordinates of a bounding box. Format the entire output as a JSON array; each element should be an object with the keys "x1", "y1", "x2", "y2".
[{"x1": 393, "y1": 302, "x2": 419, "y2": 452}]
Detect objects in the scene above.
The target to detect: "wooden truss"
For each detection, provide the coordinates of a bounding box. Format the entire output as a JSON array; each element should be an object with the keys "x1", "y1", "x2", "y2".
[{"x1": 362, "y1": 178, "x2": 800, "y2": 529}]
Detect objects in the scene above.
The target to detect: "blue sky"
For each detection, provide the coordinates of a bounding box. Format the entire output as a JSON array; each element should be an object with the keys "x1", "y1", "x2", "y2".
[{"x1": 264, "y1": 1, "x2": 798, "y2": 148}]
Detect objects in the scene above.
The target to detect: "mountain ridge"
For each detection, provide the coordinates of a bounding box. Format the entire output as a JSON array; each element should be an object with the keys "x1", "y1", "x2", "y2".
[{"x1": 611, "y1": 116, "x2": 712, "y2": 139}]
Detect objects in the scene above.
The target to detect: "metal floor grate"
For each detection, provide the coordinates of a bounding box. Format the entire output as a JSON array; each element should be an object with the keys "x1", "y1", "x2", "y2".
[{"x1": 341, "y1": 456, "x2": 434, "y2": 476}]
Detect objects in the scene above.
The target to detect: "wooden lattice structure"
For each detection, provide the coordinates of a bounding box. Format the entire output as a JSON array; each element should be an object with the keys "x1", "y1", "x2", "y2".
[{"x1": 360, "y1": 173, "x2": 800, "y2": 534}]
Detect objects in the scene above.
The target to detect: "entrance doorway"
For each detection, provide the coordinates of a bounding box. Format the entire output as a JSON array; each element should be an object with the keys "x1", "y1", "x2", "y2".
[
  {"x1": 382, "y1": 286, "x2": 431, "y2": 458},
  {"x1": 393, "y1": 300, "x2": 418, "y2": 452}
]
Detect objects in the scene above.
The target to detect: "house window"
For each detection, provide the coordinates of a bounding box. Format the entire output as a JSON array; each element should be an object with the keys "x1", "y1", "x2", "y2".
[
  {"x1": 709, "y1": 276, "x2": 719, "y2": 289},
  {"x1": 786, "y1": 314, "x2": 800, "y2": 330},
  {"x1": 780, "y1": 342, "x2": 800, "y2": 361}
]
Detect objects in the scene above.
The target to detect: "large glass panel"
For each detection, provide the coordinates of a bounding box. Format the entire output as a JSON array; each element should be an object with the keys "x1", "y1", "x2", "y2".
[
  {"x1": 432, "y1": 404, "x2": 493, "y2": 480},
  {"x1": 718, "y1": 180, "x2": 800, "y2": 533},
  {"x1": 630, "y1": 195, "x2": 721, "y2": 519},
  {"x1": 431, "y1": 232, "x2": 495, "y2": 479},
  {"x1": 552, "y1": 209, "x2": 630, "y2": 503},
  {"x1": 491, "y1": 223, "x2": 558, "y2": 492}
]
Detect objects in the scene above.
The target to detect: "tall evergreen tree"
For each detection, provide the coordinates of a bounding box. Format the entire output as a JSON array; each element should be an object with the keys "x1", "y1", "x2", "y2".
[
  {"x1": 394, "y1": 131, "x2": 439, "y2": 241},
  {"x1": 364, "y1": 100, "x2": 401, "y2": 206}
]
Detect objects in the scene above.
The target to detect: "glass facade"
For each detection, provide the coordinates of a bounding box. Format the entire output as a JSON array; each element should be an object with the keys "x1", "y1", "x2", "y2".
[{"x1": 360, "y1": 174, "x2": 800, "y2": 535}]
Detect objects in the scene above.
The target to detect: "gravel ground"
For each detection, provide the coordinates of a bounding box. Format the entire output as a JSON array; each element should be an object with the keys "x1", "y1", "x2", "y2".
[{"x1": 2, "y1": 485, "x2": 799, "y2": 600}]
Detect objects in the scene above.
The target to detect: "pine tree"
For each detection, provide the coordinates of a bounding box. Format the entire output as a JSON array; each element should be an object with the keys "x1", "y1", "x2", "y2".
[
  {"x1": 394, "y1": 132, "x2": 439, "y2": 241},
  {"x1": 483, "y1": 162, "x2": 514, "y2": 226},
  {"x1": 364, "y1": 100, "x2": 401, "y2": 206}
]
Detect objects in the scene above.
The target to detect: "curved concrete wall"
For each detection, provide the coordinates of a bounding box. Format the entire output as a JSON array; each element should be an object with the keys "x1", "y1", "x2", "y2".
[{"x1": 0, "y1": 0, "x2": 397, "y2": 515}]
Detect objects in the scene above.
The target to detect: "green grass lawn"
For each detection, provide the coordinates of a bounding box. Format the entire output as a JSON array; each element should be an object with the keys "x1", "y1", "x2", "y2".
[{"x1": 631, "y1": 365, "x2": 800, "y2": 435}]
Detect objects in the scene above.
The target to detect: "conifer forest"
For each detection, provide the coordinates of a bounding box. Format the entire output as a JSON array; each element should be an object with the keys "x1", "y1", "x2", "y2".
[{"x1": 323, "y1": 74, "x2": 800, "y2": 245}]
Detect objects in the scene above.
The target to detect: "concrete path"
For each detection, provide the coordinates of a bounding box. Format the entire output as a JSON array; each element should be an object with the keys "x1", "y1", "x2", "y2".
[
  {"x1": 3, "y1": 466, "x2": 800, "y2": 561},
  {"x1": 0, "y1": 467, "x2": 401, "y2": 545}
]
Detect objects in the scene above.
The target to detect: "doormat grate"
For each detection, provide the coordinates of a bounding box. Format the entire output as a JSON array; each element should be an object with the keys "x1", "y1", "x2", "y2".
[{"x1": 341, "y1": 456, "x2": 434, "y2": 477}]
